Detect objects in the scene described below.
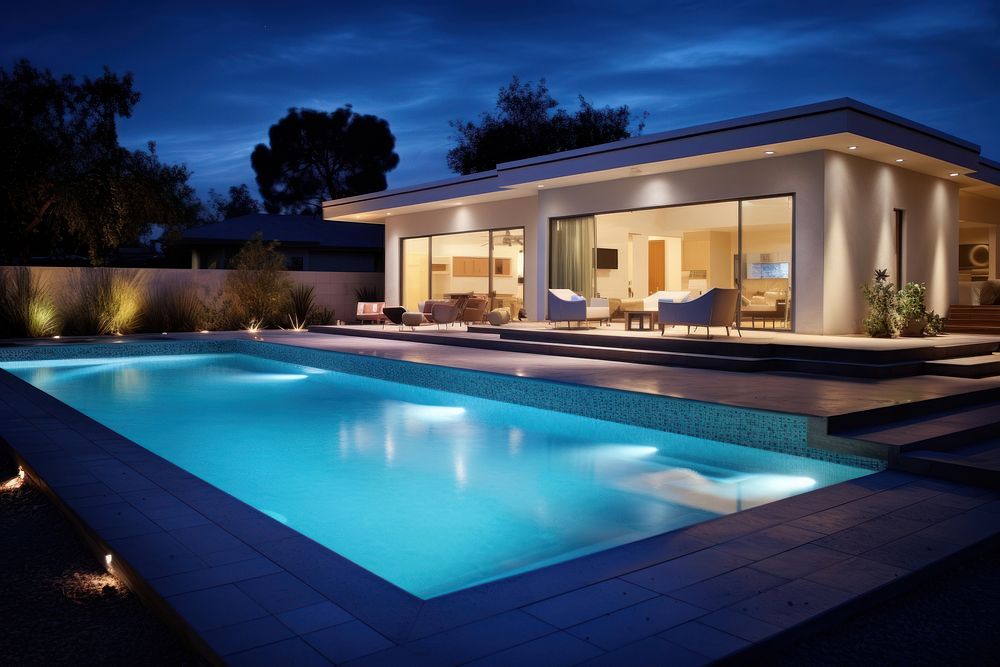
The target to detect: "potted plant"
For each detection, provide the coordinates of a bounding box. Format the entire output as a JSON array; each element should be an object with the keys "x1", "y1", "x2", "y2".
[
  {"x1": 897, "y1": 281, "x2": 928, "y2": 337},
  {"x1": 861, "y1": 269, "x2": 899, "y2": 337}
]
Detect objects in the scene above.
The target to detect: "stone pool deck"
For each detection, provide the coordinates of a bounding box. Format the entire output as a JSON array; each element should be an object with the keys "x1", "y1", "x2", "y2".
[{"x1": 1, "y1": 333, "x2": 999, "y2": 665}]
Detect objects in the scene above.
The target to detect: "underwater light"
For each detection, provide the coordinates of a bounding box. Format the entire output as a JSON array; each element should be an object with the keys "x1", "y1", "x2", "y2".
[
  {"x1": 404, "y1": 405, "x2": 467, "y2": 422},
  {"x1": 599, "y1": 445, "x2": 659, "y2": 458}
]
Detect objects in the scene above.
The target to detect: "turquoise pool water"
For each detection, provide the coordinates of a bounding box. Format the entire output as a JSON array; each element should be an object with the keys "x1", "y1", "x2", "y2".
[{"x1": 5, "y1": 353, "x2": 869, "y2": 598}]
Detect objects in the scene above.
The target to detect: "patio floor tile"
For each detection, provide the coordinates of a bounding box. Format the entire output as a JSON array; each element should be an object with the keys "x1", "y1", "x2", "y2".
[
  {"x1": 567, "y1": 596, "x2": 705, "y2": 651},
  {"x1": 579, "y1": 636, "x2": 709, "y2": 667},
  {"x1": 237, "y1": 571, "x2": 326, "y2": 615},
  {"x1": 167, "y1": 584, "x2": 270, "y2": 632},
  {"x1": 277, "y1": 600, "x2": 355, "y2": 635},
  {"x1": 406, "y1": 610, "x2": 554, "y2": 664},
  {"x1": 732, "y1": 578, "x2": 853, "y2": 628},
  {"x1": 203, "y1": 615, "x2": 294, "y2": 656},
  {"x1": 749, "y1": 543, "x2": 851, "y2": 579},
  {"x1": 227, "y1": 637, "x2": 332, "y2": 667},
  {"x1": 715, "y1": 524, "x2": 824, "y2": 561},
  {"x1": 697, "y1": 608, "x2": 784, "y2": 642},
  {"x1": 522, "y1": 578, "x2": 658, "y2": 628},
  {"x1": 804, "y1": 556, "x2": 909, "y2": 594},
  {"x1": 669, "y1": 567, "x2": 788, "y2": 611},
  {"x1": 659, "y1": 620, "x2": 751, "y2": 659},
  {"x1": 466, "y1": 631, "x2": 603, "y2": 667},
  {"x1": 304, "y1": 620, "x2": 394, "y2": 664},
  {"x1": 621, "y1": 547, "x2": 749, "y2": 594}
]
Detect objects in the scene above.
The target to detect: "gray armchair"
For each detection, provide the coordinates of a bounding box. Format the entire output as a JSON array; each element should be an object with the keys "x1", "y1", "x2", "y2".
[
  {"x1": 658, "y1": 288, "x2": 741, "y2": 339},
  {"x1": 547, "y1": 289, "x2": 610, "y2": 327}
]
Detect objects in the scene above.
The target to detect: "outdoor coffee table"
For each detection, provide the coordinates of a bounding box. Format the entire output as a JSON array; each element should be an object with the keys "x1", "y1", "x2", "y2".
[{"x1": 625, "y1": 310, "x2": 658, "y2": 331}]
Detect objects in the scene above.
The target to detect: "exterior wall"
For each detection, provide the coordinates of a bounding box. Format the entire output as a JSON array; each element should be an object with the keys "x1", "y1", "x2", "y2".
[
  {"x1": 960, "y1": 192, "x2": 1000, "y2": 279},
  {"x1": 823, "y1": 152, "x2": 959, "y2": 333},
  {"x1": 382, "y1": 197, "x2": 539, "y2": 311},
  {"x1": 536, "y1": 152, "x2": 827, "y2": 331},
  {"x1": 22, "y1": 267, "x2": 382, "y2": 326}
]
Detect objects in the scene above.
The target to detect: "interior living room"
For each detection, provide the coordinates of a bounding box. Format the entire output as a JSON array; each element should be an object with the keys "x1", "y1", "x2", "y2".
[{"x1": 550, "y1": 196, "x2": 793, "y2": 329}]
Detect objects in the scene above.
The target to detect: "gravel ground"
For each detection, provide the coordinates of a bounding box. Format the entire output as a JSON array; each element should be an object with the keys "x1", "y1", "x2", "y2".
[
  {"x1": 748, "y1": 540, "x2": 1000, "y2": 666},
  {"x1": 0, "y1": 455, "x2": 205, "y2": 667}
]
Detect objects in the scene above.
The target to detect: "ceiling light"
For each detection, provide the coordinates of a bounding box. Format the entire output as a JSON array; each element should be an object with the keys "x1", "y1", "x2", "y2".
[
  {"x1": 764, "y1": 150, "x2": 775, "y2": 155},
  {"x1": 537, "y1": 184, "x2": 545, "y2": 188},
  {"x1": 454, "y1": 202, "x2": 463, "y2": 206},
  {"x1": 895, "y1": 158, "x2": 904, "y2": 163},
  {"x1": 949, "y1": 172, "x2": 959, "y2": 177},
  {"x1": 848, "y1": 145, "x2": 858, "y2": 150}
]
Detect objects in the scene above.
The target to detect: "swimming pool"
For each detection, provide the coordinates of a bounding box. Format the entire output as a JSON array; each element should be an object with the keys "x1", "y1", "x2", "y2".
[{"x1": 4, "y1": 351, "x2": 871, "y2": 598}]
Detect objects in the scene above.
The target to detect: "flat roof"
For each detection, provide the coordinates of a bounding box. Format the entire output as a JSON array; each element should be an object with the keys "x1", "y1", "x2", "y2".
[{"x1": 324, "y1": 98, "x2": 1000, "y2": 219}]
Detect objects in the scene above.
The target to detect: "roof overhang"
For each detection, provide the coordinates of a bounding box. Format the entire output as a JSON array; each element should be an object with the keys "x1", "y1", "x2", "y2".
[{"x1": 323, "y1": 98, "x2": 1000, "y2": 221}]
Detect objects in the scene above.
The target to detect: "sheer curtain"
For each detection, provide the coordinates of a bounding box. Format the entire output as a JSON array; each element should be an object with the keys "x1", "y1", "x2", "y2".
[{"x1": 549, "y1": 216, "x2": 596, "y2": 298}]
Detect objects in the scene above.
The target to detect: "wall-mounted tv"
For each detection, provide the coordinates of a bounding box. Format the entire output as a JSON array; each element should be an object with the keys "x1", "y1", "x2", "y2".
[
  {"x1": 596, "y1": 247, "x2": 618, "y2": 269},
  {"x1": 749, "y1": 262, "x2": 789, "y2": 279}
]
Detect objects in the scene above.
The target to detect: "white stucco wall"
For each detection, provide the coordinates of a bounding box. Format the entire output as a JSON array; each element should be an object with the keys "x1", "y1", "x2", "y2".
[
  {"x1": 382, "y1": 197, "x2": 539, "y2": 311},
  {"x1": 823, "y1": 152, "x2": 959, "y2": 333},
  {"x1": 535, "y1": 152, "x2": 827, "y2": 331}
]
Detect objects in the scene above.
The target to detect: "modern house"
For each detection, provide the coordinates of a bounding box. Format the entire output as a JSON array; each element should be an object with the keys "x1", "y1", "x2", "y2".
[
  {"x1": 322, "y1": 99, "x2": 1000, "y2": 334},
  {"x1": 169, "y1": 213, "x2": 384, "y2": 272}
]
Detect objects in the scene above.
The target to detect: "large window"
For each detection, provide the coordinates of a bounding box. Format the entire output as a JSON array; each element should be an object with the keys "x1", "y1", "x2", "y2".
[
  {"x1": 550, "y1": 196, "x2": 793, "y2": 329},
  {"x1": 401, "y1": 228, "x2": 525, "y2": 317}
]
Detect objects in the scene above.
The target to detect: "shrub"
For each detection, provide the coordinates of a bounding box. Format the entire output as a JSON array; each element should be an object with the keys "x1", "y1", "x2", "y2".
[
  {"x1": 221, "y1": 234, "x2": 291, "y2": 328},
  {"x1": 861, "y1": 268, "x2": 899, "y2": 338},
  {"x1": 146, "y1": 283, "x2": 207, "y2": 332},
  {"x1": 285, "y1": 283, "x2": 316, "y2": 330},
  {"x1": 307, "y1": 306, "x2": 335, "y2": 326},
  {"x1": 63, "y1": 269, "x2": 146, "y2": 336},
  {"x1": 0, "y1": 267, "x2": 60, "y2": 338},
  {"x1": 925, "y1": 310, "x2": 945, "y2": 336}
]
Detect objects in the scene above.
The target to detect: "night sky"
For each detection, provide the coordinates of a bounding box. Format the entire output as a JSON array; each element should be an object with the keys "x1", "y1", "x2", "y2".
[{"x1": 4, "y1": 1, "x2": 998, "y2": 200}]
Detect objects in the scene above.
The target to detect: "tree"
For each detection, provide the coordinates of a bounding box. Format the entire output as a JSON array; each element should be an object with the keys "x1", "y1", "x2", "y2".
[
  {"x1": 0, "y1": 59, "x2": 201, "y2": 263},
  {"x1": 447, "y1": 77, "x2": 646, "y2": 175},
  {"x1": 251, "y1": 106, "x2": 399, "y2": 215},
  {"x1": 207, "y1": 184, "x2": 260, "y2": 222}
]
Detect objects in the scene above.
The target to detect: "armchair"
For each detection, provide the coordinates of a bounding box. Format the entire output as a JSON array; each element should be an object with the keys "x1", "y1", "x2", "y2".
[{"x1": 547, "y1": 289, "x2": 610, "y2": 327}]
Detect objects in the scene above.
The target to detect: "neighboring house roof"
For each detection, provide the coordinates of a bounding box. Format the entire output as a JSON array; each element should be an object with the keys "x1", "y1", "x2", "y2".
[{"x1": 173, "y1": 214, "x2": 384, "y2": 249}]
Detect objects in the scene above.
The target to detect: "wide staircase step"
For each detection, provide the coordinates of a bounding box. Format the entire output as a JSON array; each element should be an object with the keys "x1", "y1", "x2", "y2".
[
  {"x1": 897, "y1": 439, "x2": 1000, "y2": 487},
  {"x1": 834, "y1": 400, "x2": 1000, "y2": 453}
]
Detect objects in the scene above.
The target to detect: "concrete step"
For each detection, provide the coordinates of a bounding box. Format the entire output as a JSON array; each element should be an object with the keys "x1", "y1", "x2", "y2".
[
  {"x1": 837, "y1": 401, "x2": 1000, "y2": 453},
  {"x1": 896, "y1": 440, "x2": 1000, "y2": 487},
  {"x1": 924, "y1": 353, "x2": 1000, "y2": 378}
]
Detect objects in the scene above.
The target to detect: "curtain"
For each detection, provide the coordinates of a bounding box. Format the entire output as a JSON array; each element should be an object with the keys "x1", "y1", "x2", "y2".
[{"x1": 549, "y1": 216, "x2": 596, "y2": 298}]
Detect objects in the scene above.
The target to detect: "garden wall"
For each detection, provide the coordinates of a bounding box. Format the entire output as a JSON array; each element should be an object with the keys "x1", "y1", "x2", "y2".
[{"x1": 20, "y1": 266, "x2": 383, "y2": 325}]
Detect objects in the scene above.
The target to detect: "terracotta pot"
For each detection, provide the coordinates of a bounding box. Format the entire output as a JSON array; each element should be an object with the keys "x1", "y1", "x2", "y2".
[{"x1": 900, "y1": 316, "x2": 927, "y2": 337}]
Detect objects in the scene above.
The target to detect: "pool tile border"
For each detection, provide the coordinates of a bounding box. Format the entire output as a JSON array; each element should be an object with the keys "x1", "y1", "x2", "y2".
[{"x1": 1, "y1": 340, "x2": 998, "y2": 665}]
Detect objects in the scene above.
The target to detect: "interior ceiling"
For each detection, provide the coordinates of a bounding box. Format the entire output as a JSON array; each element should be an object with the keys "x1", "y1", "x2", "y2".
[{"x1": 334, "y1": 132, "x2": 998, "y2": 221}]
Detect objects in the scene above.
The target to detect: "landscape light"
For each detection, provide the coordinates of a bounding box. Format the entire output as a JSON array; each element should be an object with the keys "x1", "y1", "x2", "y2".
[
  {"x1": 105, "y1": 553, "x2": 113, "y2": 569},
  {"x1": 18, "y1": 466, "x2": 24, "y2": 480}
]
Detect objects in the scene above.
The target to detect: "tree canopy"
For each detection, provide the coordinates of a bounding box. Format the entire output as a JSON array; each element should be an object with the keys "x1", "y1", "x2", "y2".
[
  {"x1": 447, "y1": 77, "x2": 646, "y2": 175},
  {"x1": 251, "y1": 106, "x2": 399, "y2": 215},
  {"x1": 207, "y1": 183, "x2": 260, "y2": 222},
  {"x1": 0, "y1": 59, "x2": 201, "y2": 264}
]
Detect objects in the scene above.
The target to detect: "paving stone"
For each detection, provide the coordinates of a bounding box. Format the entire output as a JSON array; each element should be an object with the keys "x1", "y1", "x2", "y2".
[
  {"x1": 659, "y1": 620, "x2": 751, "y2": 659},
  {"x1": 277, "y1": 601, "x2": 355, "y2": 635},
  {"x1": 786, "y1": 504, "x2": 884, "y2": 534},
  {"x1": 621, "y1": 547, "x2": 749, "y2": 594},
  {"x1": 567, "y1": 596, "x2": 705, "y2": 651},
  {"x1": 815, "y1": 514, "x2": 930, "y2": 555},
  {"x1": 237, "y1": 571, "x2": 326, "y2": 615},
  {"x1": 804, "y1": 556, "x2": 909, "y2": 594},
  {"x1": 203, "y1": 615, "x2": 294, "y2": 656},
  {"x1": 669, "y1": 567, "x2": 788, "y2": 611},
  {"x1": 682, "y1": 511, "x2": 777, "y2": 543},
  {"x1": 749, "y1": 543, "x2": 851, "y2": 579},
  {"x1": 304, "y1": 620, "x2": 394, "y2": 664},
  {"x1": 697, "y1": 608, "x2": 785, "y2": 642},
  {"x1": 227, "y1": 637, "x2": 332, "y2": 666},
  {"x1": 151, "y1": 556, "x2": 283, "y2": 597},
  {"x1": 579, "y1": 635, "x2": 709, "y2": 667},
  {"x1": 466, "y1": 631, "x2": 603, "y2": 667},
  {"x1": 202, "y1": 544, "x2": 265, "y2": 567},
  {"x1": 889, "y1": 498, "x2": 969, "y2": 523},
  {"x1": 522, "y1": 578, "x2": 658, "y2": 628},
  {"x1": 407, "y1": 610, "x2": 554, "y2": 664},
  {"x1": 167, "y1": 584, "x2": 270, "y2": 632},
  {"x1": 108, "y1": 531, "x2": 207, "y2": 579},
  {"x1": 169, "y1": 522, "x2": 247, "y2": 554},
  {"x1": 732, "y1": 578, "x2": 853, "y2": 628},
  {"x1": 715, "y1": 524, "x2": 824, "y2": 561},
  {"x1": 862, "y1": 532, "x2": 967, "y2": 570}
]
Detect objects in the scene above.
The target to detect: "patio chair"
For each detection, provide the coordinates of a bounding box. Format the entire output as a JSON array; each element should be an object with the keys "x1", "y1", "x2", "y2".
[
  {"x1": 659, "y1": 288, "x2": 741, "y2": 339},
  {"x1": 431, "y1": 302, "x2": 462, "y2": 330},
  {"x1": 547, "y1": 289, "x2": 610, "y2": 327},
  {"x1": 461, "y1": 297, "x2": 488, "y2": 323},
  {"x1": 356, "y1": 301, "x2": 385, "y2": 324},
  {"x1": 382, "y1": 307, "x2": 406, "y2": 330}
]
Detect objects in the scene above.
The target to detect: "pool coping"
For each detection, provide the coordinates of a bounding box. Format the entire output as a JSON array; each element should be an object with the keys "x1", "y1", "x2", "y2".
[{"x1": 1, "y1": 342, "x2": 998, "y2": 665}]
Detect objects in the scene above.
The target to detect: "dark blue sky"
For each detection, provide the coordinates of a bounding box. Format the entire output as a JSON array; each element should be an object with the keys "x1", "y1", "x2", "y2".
[{"x1": 5, "y1": 1, "x2": 998, "y2": 201}]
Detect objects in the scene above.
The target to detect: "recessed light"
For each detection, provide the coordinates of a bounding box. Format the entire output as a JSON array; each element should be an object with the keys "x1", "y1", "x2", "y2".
[
  {"x1": 949, "y1": 172, "x2": 959, "y2": 177},
  {"x1": 454, "y1": 202, "x2": 463, "y2": 206},
  {"x1": 895, "y1": 158, "x2": 904, "y2": 163},
  {"x1": 764, "y1": 150, "x2": 775, "y2": 155},
  {"x1": 848, "y1": 145, "x2": 858, "y2": 150},
  {"x1": 537, "y1": 184, "x2": 545, "y2": 188}
]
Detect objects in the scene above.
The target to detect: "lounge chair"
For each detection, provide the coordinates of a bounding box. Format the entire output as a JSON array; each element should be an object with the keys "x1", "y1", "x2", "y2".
[
  {"x1": 382, "y1": 307, "x2": 406, "y2": 330},
  {"x1": 547, "y1": 289, "x2": 610, "y2": 327},
  {"x1": 659, "y1": 288, "x2": 741, "y2": 339},
  {"x1": 431, "y1": 302, "x2": 462, "y2": 330}
]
